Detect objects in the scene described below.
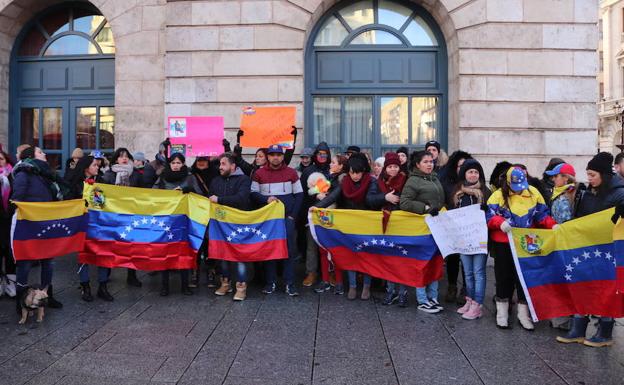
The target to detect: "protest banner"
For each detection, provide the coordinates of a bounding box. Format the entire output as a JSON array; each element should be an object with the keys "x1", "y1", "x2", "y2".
[
  {"x1": 239, "y1": 106, "x2": 296, "y2": 149},
  {"x1": 167, "y1": 116, "x2": 224, "y2": 157},
  {"x1": 425, "y1": 204, "x2": 488, "y2": 257}
]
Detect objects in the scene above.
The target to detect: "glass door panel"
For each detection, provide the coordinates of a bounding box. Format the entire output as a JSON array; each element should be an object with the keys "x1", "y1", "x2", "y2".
[
  {"x1": 18, "y1": 101, "x2": 68, "y2": 172},
  {"x1": 42, "y1": 108, "x2": 63, "y2": 149},
  {"x1": 76, "y1": 107, "x2": 97, "y2": 149},
  {"x1": 412, "y1": 97, "x2": 438, "y2": 145},
  {"x1": 380, "y1": 96, "x2": 408, "y2": 145},
  {"x1": 344, "y1": 96, "x2": 372, "y2": 145},
  {"x1": 20, "y1": 108, "x2": 40, "y2": 146},
  {"x1": 70, "y1": 101, "x2": 115, "y2": 155},
  {"x1": 99, "y1": 107, "x2": 115, "y2": 150}
]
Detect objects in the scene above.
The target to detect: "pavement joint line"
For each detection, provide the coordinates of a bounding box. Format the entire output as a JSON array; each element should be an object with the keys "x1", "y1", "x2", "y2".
[
  {"x1": 218, "y1": 293, "x2": 266, "y2": 385},
  {"x1": 372, "y1": 295, "x2": 401, "y2": 385},
  {"x1": 436, "y1": 314, "x2": 486, "y2": 385},
  {"x1": 517, "y1": 334, "x2": 572, "y2": 385},
  {"x1": 309, "y1": 290, "x2": 321, "y2": 384},
  {"x1": 171, "y1": 296, "x2": 237, "y2": 384}
]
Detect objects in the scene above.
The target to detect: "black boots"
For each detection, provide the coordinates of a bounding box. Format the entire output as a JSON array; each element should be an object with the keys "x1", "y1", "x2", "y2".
[
  {"x1": 97, "y1": 283, "x2": 114, "y2": 301},
  {"x1": 80, "y1": 283, "x2": 93, "y2": 302},
  {"x1": 47, "y1": 285, "x2": 63, "y2": 308},
  {"x1": 126, "y1": 269, "x2": 142, "y2": 287}
]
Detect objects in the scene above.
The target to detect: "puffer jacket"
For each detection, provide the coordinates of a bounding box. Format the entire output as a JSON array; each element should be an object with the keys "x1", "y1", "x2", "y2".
[
  {"x1": 399, "y1": 169, "x2": 445, "y2": 214},
  {"x1": 486, "y1": 185, "x2": 556, "y2": 243},
  {"x1": 208, "y1": 167, "x2": 251, "y2": 210},
  {"x1": 11, "y1": 159, "x2": 63, "y2": 202},
  {"x1": 575, "y1": 175, "x2": 624, "y2": 218}
]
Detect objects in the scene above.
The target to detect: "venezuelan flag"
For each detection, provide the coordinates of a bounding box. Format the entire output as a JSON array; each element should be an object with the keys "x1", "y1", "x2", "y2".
[
  {"x1": 309, "y1": 208, "x2": 443, "y2": 287},
  {"x1": 510, "y1": 208, "x2": 624, "y2": 321},
  {"x1": 79, "y1": 183, "x2": 210, "y2": 271},
  {"x1": 11, "y1": 200, "x2": 87, "y2": 260},
  {"x1": 613, "y1": 219, "x2": 624, "y2": 293},
  {"x1": 208, "y1": 201, "x2": 287, "y2": 262}
]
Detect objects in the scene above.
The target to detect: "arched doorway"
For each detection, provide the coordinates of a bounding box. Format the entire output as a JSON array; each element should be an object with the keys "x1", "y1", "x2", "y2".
[
  {"x1": 9, "y1": 2, "x2": 115, "y2": 171},
  {"x1": 305, "y1": 0, "x2": 447, "y2": 158}
]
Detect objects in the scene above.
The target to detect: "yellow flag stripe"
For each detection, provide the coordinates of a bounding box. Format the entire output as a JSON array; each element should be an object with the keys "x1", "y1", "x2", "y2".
[
  {"x1": 84, "y1": 183, "x2": 188, "y2": 216},
  {"x1": 210, "y1": 201, "x2": 285, "y2": 224},
  {"x1": 14, "y1": 199, "x2": 87, "y2": 221},
  {"x1": 309, "y1": 208, "x2": 431, "y2": 236}
]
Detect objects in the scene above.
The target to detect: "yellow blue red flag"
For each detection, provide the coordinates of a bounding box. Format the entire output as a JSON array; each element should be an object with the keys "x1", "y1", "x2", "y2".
[
  {"x1": 612, "y1": 218, "x2": 624, "y2": 293},
  {"x1": 509, "y1": 208, "x2": 624, "y2": 321},
  {"x1": 11, "y1": 199, "x2": 88, "y2": 260},
  {"x1": 309, "y1": 208, "x2": 443, "y2": 287}
]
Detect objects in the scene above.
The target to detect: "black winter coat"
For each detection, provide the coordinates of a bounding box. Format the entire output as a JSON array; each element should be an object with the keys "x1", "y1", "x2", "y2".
[
  {"x1": 575, "y1": 175, "x2": 624, "y2": 218},
  {"x1": 208, "y1": 168, "x2": 251, "y2": 210}
]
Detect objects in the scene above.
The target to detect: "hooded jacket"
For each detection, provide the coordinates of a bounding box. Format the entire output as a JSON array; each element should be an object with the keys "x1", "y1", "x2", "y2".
[
  {"x1": 575, "y1": 174, "x2": 624, "y2": 218},
  {"x1": 208, "y1": 167, "x2": 251, "y2": 210},
  {"x1": 399, "y1": 169, "x2": 445, "y2": 214}
]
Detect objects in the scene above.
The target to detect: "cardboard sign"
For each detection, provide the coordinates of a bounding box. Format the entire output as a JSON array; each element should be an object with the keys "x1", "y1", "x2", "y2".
[
  {"x1": 167, "y1": 116, "x2": 224, "y2": 157},
  {"x1": 425, "y1": 204, "x2": 488, "y2": 257},
  {"x1": 239, "y1": 106, "x2": 295, "y2": 149}
]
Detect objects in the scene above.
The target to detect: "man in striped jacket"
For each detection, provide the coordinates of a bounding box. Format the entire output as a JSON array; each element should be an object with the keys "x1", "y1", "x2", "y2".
[{"x1": 251, "y1": 144, "x2": 303, "y2": 296}]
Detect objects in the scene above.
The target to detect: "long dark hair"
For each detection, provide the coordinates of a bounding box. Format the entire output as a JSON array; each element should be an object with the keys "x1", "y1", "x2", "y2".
[
  {"x1": 68, "y1": 156, "x2": 96, "y2": 191},
  {"x1": 409, "y1": 151, "x2": 433, "y2": 171},
  {"x1": 445, "y1": 150, "x2": 472, "y2": 183},
  {"x1": 111, "y1": 147, "x2": 133, "y2": 165},
  {"x1": 593, "y1": 171, "x2": 613, "y2": 198},
  {"x1": 0, "y1": 150, "x2": 13, "y2": 167}
]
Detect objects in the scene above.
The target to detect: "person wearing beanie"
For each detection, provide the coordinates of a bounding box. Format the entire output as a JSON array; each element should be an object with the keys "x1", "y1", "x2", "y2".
[
  {"x1": 345, "y1": 145, "x2": 361, "y2": 159},
  {"x1": 396, "y1": 147, "x2": 409, "y2": 174},
  {"x1": 450, "y1": 159, "x2": 491, "y2": 320},
  {"x1": 486, "y1": 167, "x2": 557, "y2": 330},
  {"x1": 367, "y1": 152, "x2": 409, "y2": 306},
  {"x1": 557, "y1": 152, "x2": 624, "y2": 348}
]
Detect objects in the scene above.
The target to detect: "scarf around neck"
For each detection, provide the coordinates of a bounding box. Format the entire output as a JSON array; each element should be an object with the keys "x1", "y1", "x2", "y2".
[
  {"x1": 341, "y1": 173, "x2": 372, "y2": 204},
  {"x1": 551, "y1": 183, "x2": 575, "y2": 202},
  {"x1": 378, "y1": 172, "x2": 407, "y2": 195},
  {"x1": 454, "y1": 181, "x2": 484, "y2": 206},
  {"x1": 111, "y1": 163, "x2": 134, "y2": 186}
]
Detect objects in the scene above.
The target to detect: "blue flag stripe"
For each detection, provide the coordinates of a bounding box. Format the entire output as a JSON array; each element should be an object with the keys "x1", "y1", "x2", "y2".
[
  {"x1": 208, "y1": 218, "x2": 286, "y2": 245},
  {"x1": 13, "y1": 215, "x2": 87, "y2": 241}
]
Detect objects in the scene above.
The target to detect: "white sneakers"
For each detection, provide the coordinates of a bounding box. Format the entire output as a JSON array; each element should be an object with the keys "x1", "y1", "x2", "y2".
[{"x1": 0, "y1": 274, "x2": 16, "y2": 298}]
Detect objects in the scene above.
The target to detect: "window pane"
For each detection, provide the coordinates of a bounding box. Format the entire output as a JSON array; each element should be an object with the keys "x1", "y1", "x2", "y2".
[
  {"x1": 44, "y1": 35, "x2": 98, "y2": 56},
  {"x1": 378, "y1": 0, "x2": 412, "y2": 30},
  {"x1": 380, "y1": 97, "x2": 408, "y2": 145},
  {"x1": 412, "y1": 97, "x2": 438, "y2": 145},
  {"x1": 20, "y1": 108, "x2": 40, "y2": 146},
  {"x1": 18, "y1": 27, "x2": 46, "y2": 56},
  {"x1": 95, "y1": 22, "x2": 115, "y2": 54},
  {"x1": 314, "y1": 16, "x2": 349, "y2": 46},
  {"x1": 338, "y1": 0, "x2": 374, "y2": 30},
  {"x1": 76, "y1": 107, "x2": 97, "y2": 149},
  {"x1": 313, "y1": 97, "x2": 340, "y2": 145},
  {"x1": 344, "y1": 97, "x2": 372, "y2": 145},
  {"x1": 42, "y1": 108, "x2": 63, "y2": 150},
  {"x1": 350, "y1": 30, "x2": 402, "y2": 45},
  {"x1": 40, "y1": 9, "x2": 69, "y2": 37},
  {"x1": 404, "y1": 17, "x2": 437, "y2": 46},
  {"x1": 99, "y1": 107, "x2": 115, "y2": 149},
  {"x1": 73, "y1": 8, "x2": 105, "y2": 36}
]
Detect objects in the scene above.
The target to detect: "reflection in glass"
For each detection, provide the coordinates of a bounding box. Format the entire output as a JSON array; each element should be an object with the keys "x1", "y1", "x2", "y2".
[
  {"x1": 412, "y1": 97, "x2": 438, "y2": 144},
  {"x1": 314, "y1": 16, "x2": 349, "y2": 46},
  {"x1": 313, "y1": 97, "x2": 341, "y2": 145},
  {"x1": 95, "y1": 22, "x2": 115, "y2": 54},
  {"x1": 42, "y1": 108, "x2": 63, "y2": 150},
  {"x1": 378, "y1": 0, "x2": 412, "y2": 30},
  {"x1": 350, "y1": 30, "x2": 402, "y2": 45},
  {"x1": 345, "y1": 97, "x2": 372, "y2": 145},
  {"x1": 73, "y1": 10, "x2": 104, "y2": 36},
  {"x1": 20, "y1": 108, "x2": 40, "y2": 146},
  {"x1": 404, "y1": 17, "x2": 437, "y2": 46},
  {"x1": 380, "y1": 97, "x2": 408, "y2": 145},
  {"x1": 44, "y1": 35, "x2": 98, "y2": 56},
  {"x1": 40, "y1": 9, "x2": 69, "y2": 37},
  {"x1": 99, "y1": 107, "x2": 115, "y2": 149},
  {"x1": 76, "y1": 107, "x2": 97, "y2": 149},
  {"x1": 338, "y1": 0, "x2": 374, "y2": 30}
]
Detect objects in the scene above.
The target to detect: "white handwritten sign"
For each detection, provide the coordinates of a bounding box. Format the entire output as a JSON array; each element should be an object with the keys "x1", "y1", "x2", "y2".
[{"x1": 425, "y1": 204, "x2": 488, "y2": 257}]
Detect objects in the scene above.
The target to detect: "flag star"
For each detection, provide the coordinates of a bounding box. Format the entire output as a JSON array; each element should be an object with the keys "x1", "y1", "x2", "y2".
[
  {"x1": 363, "y1": 242, "x2": 369, "y2": 247},
  {"x1": 237, "y1": 228, "x2": 243, "y2": 233},
  {"x1": 51, "y1": 224, "x2": 56, "y2": 228},
  {"x1": 356, "y1": 246, "x2": 362, "y2": 251},
  {"x1": 158, "y1": 221, "x2": 165, "y2": 227},
  {"x1": 380, "y1": 239, "x2": 386, "y2": 246},
  {"x1": 593, "y1": 250, "x2": 602, "y2": 258},
  {"x1": 251, "y1": 228, "x2": 257, "y2": 234},
  {"x1": 572, "y1": 257, "x2": 581, "y2": 265},
  {"x1": 582, "y1": 252, "x2": 591, "y2": 260},
  {"x1": 37, "y1": 233, "x2": 41, "y2": 237},
  {"x1": 67, "y1": 231, "x2": 71, "y2": 235},
  {"x1": 227, "y1": 236, "x2": 232, "y2": 242},
  {"x1": 401, "y1": 250, "x2": 408, "y2": 255},
  {"x1": 261, "y1": 234, "x2": 267, "y2": 239},
  {"x1": 132, "y1": 220, "x2": 140, "y2": 227},
  {"x1": 150, "y1": 218, "x2": 157, "y2": 224},
  {"x1": 120, "y1": 232, "x2": 126, "y2": 239},
  {"x1": 371, "y1": 239, "x2": 378, "y2": 245},
  {"x1": 230, "y1": 231, "x2": 237, "y2": 237},
  {"x1": 605, "y1": 252, "x2": 613, "y2": 260},
  {"x1": 125, "y1": 226, "x2": 132, "y2": 232},
  {"x1": 244, "y1": 227, "x2": 250, "y2": 232},
  {"x1": 388, "y1": 242, "x2": 395, "y2": 248},
  {"x1": 564, "y1": 273, "x2": 572, "y2": 281},
  {"x1": 565, "y1": 264, "x2": 574, "y2": 272},
  {"x1": 165, "y1": 226, "x2": 170, "y2": 232},
  {"x1": 168, "y1": 234, "x2": 174, "y2": 240},
  {"x1": 42, "y1": 230, "x2": 46, "y2": 234},
  {"x1": 141, "y1": 217, "x2": 148, "y2": 224},
  {"x1": 47, "y1": 226, "x2": 51, "y2": 230},
  {"x1": 614, "y1": 260, "x2": 617, "y2": 266}
]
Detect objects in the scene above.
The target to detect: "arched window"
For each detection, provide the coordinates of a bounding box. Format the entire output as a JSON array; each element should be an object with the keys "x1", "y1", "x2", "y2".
[{"x1": 306, "y1": 0, "x2": 447, "y2": 157}]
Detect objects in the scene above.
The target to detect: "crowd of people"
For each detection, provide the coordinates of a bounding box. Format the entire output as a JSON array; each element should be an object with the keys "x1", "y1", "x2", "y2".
[{"x1": 0, "y1": 131, "x2": 623, "y2": 348}]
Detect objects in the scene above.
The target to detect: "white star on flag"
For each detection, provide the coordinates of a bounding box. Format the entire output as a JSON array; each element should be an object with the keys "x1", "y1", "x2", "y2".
[
  {"x1": 605, "y1": 252, "x2": 613, "y2": 260},
  {"x1": 593, "y1": 250, "x2": 602, "y2": 258},
  {"x1": 150, "y1": 218, "x2": 157, "y2": 224},
  {"x1": 47, "y1": 226, "x2": 51, "y2": 230},
  {"x1": 230, "y1": 231, "x2": 237, "y2": 237},
  {"x1": 262, "y1": 234, "x2": 267, "y2": 239},
  {"x1": 52, "y1": 224, "x2": 56, "y2": 228},
  {"x1": 380, "y1": 239, "x2": 386, "y2": 245},
  {"x1": 125, "y1": 226, "x2": 132, "y2": 232},
  {"x1": 402, "y1": 250, "x2": 408, "y2": 255},
  {"x1": 168, "y1": 234, "x2": 174, "y2": 240},
  {"x1": 572, "y1": 257, "x2": 581, "y2": 265},
  {"x1": 37, "y1": 233, "x2": 41, "y2": 237},
  {"x1": 244, "y1": 227, "x2": 250, "y2": 232},
  {"x1": 227, "y1": 236, "x2": 232, "y2": 242},
  {"x1": 582, "y1": 252, "x2": 591, "y2": 260},
  {"x1": 237, "y1": 228, "x2": 243, "y2": 233},
  {"x1": 564, "y1": 273, "x2": 572, "y2": 281},
  {"x1": 388, "y1": 242, "x2": 394, "y2": 248},
  {"x1": 164, "y1": 226, "x2": 170, "y2": 232},
  {"x1": 371, "y1": 239, "x2": 378, "y2": 245},
  {"x1": 133, "y1": 220, "x2": 140, "y2": 227},
  {"x1": 363, "y1": 242, "x2": 369, "y2": 247},
  {"x1": 158, "y1": 221, "x2": 165, "y2": 227},
  {"x1": 565, "y1": 264, "x2": 574, "y2": 272},
  {"x1": 120, "y1": 232, "x2": 127, "y2": 239},
  {"x1": 141, "y1": 217, "x2": 148, "y2": 224}
]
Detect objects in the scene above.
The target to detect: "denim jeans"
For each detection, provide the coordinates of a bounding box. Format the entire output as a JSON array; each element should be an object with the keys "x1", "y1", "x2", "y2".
[
  {"x1": 265, "y1": 218, "x2": 296, "y2": 286},
  {"x1": 16, "y1": 259, "x2": 53, "y2": 289},
  {"x1": 415, "y1": 280, "x2": 439, "y2": 304},
  {"x1": 78, "y1": 264, "x2": 110, "y2": 284},
  {"x1": 347, "y1": 271, "x2": 371, "y2": 288},
  {"x1": 220, "y1": 261, "x2": 247, "y2": 283},
  {"x1": 386, "y1": 282, "x2": 407, "y2": 295},
  {"x1": 460, "y1": 253, "x2": 487, "y2": 304}
]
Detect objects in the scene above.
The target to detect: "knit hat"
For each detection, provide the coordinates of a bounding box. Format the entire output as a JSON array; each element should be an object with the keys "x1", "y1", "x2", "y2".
[
  {"x1": 458, "y1": 159, "x2": 485, "y2": 182},
  {"x1": 348, "y1": 153, "x2": 370, "y2": 173},
  {"x1": 507, "y1": 167, "x2": 529, "y2": 192},
  {"x1": 346, "y1": 145, "x2": 361, "y2": 154},
  {"x1": 20, "y1": 146, "x2": 35, "y2": 160},
  {"x1": 300, "y1": 147, "x2": 314, "y2": 157},
  {"x1": 396, "y1": 146, "x2": 409, "y2": 157},
  {"x1": 133, "y1": 152, "x2": 146, "y2": 162},
  {"x1": 383, "y1": 152, "x2": 401, "y2": 169},
  {"x1": 71, "y1": 148, "x2": 84, "y2": 159},
  {"x1": 425, "y1": 140, "x2": 441, "y2": 153},
  {"x1": 587, "y1": 152, "x2": 614, "y2": 175}
]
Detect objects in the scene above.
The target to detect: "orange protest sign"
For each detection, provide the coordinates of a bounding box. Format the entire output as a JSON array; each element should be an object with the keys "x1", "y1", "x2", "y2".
[{"x1": 240, "y1": 106, "x2": 296, "y2": 149}]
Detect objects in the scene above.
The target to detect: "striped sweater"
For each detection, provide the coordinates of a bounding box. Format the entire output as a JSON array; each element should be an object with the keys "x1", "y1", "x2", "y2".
[{"x1": 251, "y1": 163, "x2": 303, "y2": 218}]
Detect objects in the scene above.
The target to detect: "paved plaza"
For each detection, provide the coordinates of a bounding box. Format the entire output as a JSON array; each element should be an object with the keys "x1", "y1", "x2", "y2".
[{"x1": 1, "y1": 256, "x2": 623, "y2": 385}]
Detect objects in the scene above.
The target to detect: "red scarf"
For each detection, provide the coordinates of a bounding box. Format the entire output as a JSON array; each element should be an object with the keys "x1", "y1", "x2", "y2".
[
  {"x1": 378, "y1": 172, "x2": 407, "y2": 195},
  {"x1": 341, "y1": 173, "x2": 372, "y2": 204}
]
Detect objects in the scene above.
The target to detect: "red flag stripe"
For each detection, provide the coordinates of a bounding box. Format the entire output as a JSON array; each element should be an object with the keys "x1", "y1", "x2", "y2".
[
  {"x1": 13, "y1": 233, "x2": 86, "y2": 261},
  {"x1": 208, "y1": 239, "x2": 288, "y2": 262},
  {"x1": 79, "y1": 240, "x2": 197, "y2": 270}
]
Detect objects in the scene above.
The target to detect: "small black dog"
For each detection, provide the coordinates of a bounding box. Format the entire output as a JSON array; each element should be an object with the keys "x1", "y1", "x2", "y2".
[{"x1": 18, "y1": 286, "x2": 49, "y2": 324}]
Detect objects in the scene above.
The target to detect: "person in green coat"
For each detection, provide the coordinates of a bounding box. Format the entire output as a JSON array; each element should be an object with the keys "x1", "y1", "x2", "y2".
[{"x1": 400, "y1": 150, "x2": 445, "y2": 314}]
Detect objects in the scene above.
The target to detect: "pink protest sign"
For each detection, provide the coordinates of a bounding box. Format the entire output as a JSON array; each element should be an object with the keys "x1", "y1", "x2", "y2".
[{"x1": 167, "y1": 116, "x2": 224, "y2": 157}]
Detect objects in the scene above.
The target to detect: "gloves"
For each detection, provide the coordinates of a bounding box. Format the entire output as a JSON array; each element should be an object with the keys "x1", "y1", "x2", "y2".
[
  {"x1": 429, "y1": 208, "x2": 439, "y2": 217},
  {"x1": 500, "y1": 221, "x2": 512, "y2": 233},
  {"x1": 222, "y1": 138, "x2": 230, "y2": 148},
  {"x1": 611, "y1": 203, "x2": 624, "y2": 224},
  {"x1": 233, "y1": 144, "x2": 242, "y2": 157},
  {"x1": 291, "y1": 125, "x2": 297, "y2": 136},
  {"x1": 181, "y1": 186, "x2": 192, "y2": 194},
  {"x1": 236, "y1": 129, "x2": 244, "y2": 139}
]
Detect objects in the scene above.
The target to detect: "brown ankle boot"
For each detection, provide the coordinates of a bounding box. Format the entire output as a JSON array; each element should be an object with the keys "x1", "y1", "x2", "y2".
[
  {"x1": 215, "y1": 277, "x2": 232, "y2": 296},
  {"x1": 233, "y1": 282, "x2": 247, "y2": 301},
  {"x1": 360, "y1": 284, "x2": 370, "y2": 300},
  {"x1": 302, "y1": 272, "x2": 317, "y2": 287}
]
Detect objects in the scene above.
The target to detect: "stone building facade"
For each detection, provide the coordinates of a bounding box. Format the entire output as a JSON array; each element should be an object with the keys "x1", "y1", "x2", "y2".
[{"x1": 0, "y1": 0, "x2": 599, "y2": 176}]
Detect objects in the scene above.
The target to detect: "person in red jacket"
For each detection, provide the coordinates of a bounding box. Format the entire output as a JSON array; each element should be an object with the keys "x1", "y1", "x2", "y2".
[{"x1": 486, "y1": 166, "x2": 557, "y2": 330}]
